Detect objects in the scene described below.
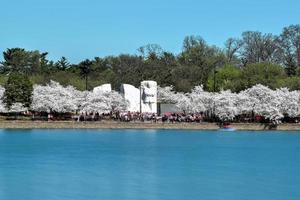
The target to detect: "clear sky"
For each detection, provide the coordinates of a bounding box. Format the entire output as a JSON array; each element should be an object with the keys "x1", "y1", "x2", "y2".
[{"x1": 0, "y1": 0, "x2": 299, "y2": 63}]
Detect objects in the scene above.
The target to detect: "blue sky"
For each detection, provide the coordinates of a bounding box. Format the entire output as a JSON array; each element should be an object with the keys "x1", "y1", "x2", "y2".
[{"x1": 0, "y1": 0, "x2": 299, "y2": 63}]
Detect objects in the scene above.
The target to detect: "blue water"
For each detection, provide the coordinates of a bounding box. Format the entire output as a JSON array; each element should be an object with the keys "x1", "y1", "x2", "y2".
[{"x1": 0, "y1": 129, "x2": 300, "y2": 200}]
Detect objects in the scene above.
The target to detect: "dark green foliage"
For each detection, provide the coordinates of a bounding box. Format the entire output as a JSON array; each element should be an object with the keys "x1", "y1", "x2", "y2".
[
  {"x1": 207, "y1": 65, "x2": 242, "y2": 92},
  {"x1": 55, "y1": 57, "x2": 70, "y2": 71},
  {"x1": 78, "y1": 59, "x2": 93, "y2": 90},
  {"x1": 279, "y1": 76, "x2": 300, "y2": 90},
  {"x1": 178, "y1": 36, "x2": 225, "y2": 87},
  {"x1": 3, "y1": 73, "x2": 33, "y2": 109},
  {"x1": 240, "y1": 62, "x2": 286, "y2": 90},
  {"x1": 2, "y1": 48, "x2": 48, "y2": 75},
  {"x1": 206, "y1": 63, "x2": 290, "y2": 92}
]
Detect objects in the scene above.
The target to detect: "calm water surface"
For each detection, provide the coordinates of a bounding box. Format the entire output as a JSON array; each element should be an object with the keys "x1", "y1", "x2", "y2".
[{"x1": 0, "y1": 129, "x2": 299, "y2": 200}]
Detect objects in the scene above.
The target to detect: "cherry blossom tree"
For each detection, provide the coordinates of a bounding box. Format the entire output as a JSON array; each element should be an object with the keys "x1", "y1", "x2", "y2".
[
  {"x1": 31, "y1": 81, "x2": 81, "y2": 113},
  {"x1": 235, "y1": 91, "x2": 256, "y2": 115},
  {"x1": 189, "y1": 85, "x2": 213, "y2": 113},
  {"x1": 0, "y1": 86, "x2": 6, "y2": 113},
  {"x1": 157, "y1": 85, "x2": 177, "y2": 103},
  {"x1": 213, "y1": 90, "x2": 238, "y2": 121},
  {"x1": 275, "y1": 88, "x2": 300, "y2": 118},
  {"x1": 167, "y1": 84, "x2": 298, "y2": 122},
  {"x1": 175, "y1": 92, "x2": 192, "y2": 113},
  {"x1": 9, "y1": 103, "x2": 28, "y2": 113},
  {"x1": 243, "y1": 84, "x2": 283, "y2": 121},
  {"x1": 80, "y1": 90, "x2": 128, "y2": 114}
]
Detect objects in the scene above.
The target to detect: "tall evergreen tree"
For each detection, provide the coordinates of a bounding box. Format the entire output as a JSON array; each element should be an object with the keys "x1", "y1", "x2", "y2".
[
  {"x1": 3, "y1": 72, "x2": 33, "y2": 109},
  {"x1": 78, "y1": 59, "x2": 93, "y2": 90}
]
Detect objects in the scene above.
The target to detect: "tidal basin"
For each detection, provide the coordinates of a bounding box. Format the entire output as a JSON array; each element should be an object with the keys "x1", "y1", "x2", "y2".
[{"x1": 0, "y1": 129, "x2": 299, "y2": 200}]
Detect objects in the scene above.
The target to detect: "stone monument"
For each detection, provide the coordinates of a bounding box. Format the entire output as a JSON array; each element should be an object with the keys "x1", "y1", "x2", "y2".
[
  {"x1": 93, "y1": 84, "x2": 112, "y2": 94},
  {"x1": 140, "y1": 81, "x2": 157, "y2": 113},
  {"x1": 120, "y1": 84, "x2": 140, "y2": 112}
]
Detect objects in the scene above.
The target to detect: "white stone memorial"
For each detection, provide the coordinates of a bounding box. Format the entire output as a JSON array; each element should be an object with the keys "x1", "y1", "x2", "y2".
[
  {"x1": 120, "y1": 84, "x2": 140, "y2": 112},
  {"x1": 93, "y1": 84, "x2": 112, "y2": 94},
  {"x1": 140, "y1": 81, "x2": 157, "y2": 113}
]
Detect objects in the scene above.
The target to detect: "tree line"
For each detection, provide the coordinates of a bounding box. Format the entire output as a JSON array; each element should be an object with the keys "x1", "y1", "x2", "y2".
[{"x1": 1, "y1": 24, "x2": 300, "y2": 94}]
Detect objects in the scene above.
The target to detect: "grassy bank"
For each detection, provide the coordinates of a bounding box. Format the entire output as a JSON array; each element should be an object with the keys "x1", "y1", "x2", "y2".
[{"x1": 0, "y1": 121, "x2": 300, "y2": 131}]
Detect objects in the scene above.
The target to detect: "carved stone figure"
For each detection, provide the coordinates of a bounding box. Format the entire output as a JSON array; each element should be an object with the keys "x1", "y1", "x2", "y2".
[{"x1": 140, "y1": 81, "x2": 157, "y2": 113}]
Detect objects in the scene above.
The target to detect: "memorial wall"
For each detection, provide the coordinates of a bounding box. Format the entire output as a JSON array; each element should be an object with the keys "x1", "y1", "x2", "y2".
[{"x1": 95, "y1": 81, "x2": 158, "y2": 113}]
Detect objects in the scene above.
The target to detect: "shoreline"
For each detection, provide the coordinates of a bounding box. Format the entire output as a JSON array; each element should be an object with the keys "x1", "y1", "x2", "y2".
[{"x1": 0, "y1": 121, "x2": 300, "y2": 131}]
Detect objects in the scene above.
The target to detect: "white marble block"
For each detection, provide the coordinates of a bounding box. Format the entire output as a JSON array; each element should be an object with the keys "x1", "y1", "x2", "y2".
[
  {"x1": 120, "y1": 84, "x2": 140, "y2": 112},
  {"x1": 140, "y1": 81, "x2": 157, "y2": 113},
  {"x1": 93, "y1": 84, "x2": 112, "y2": 94}
]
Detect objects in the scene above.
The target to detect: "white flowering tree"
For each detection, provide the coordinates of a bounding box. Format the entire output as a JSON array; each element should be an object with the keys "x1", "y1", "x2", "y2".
[
  {"x1": 213, "y1": 90, "x2": 238, "y2": 121},
  {"x1": 275, "y1": 88, "x2": 300, "y2": 118},
  {"x1": 168, "y1": 83, "x2": 299, "y2": 123},
  {"x1": 243, "y1": 84, "x2": 283, "y2": 121},
  {"x1": 9, "y1": 103, "x2": 28, "y2": 113},
  {"x1": 108, "y1": 91, "x2": 129, "y2": 112},
  {"x1": 0, "y1": 87, "x2": 6, "y2": 113},
  {"x1": 157, "y1": 85, "x2": 177, "y2": 103},
  {"x1": 235, "y1": 91, "x2": 256, "y2": 116},
  {"x1": 31, "y1": 81, "x2": 81, "y2": 113},
  {"x1": 80, "y1": 91, "x2": 128, "y2": 114},
  {"x1": 175, "y1": 92, "x2": 192, "y2": 113},
  {"x1": 158, "y1": 86, "x2": 193, "y2": 113},
  {"x1": 189, "y1": 85, "x2": 213, "y2": 113}
]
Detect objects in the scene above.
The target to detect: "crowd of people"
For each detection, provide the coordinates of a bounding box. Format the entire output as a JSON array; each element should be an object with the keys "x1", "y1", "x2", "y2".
[
  {"x1": 9, "y1": 110, "x2": 290, "y2": 124},
  {"x1": 73, "y1": 111, "x2": 295, "y2": 124},
  {"x1": 75, "y1": 111, "x2": 206, "y2": 123}
]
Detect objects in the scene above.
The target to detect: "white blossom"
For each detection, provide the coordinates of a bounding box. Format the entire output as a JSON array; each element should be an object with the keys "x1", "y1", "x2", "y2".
[
  {"x1": 275, "y1": 88, "x2": 300, "y2": 118},
  {"x1": 157, "y1": 85, "x2": 177, "y2": 103},
  {"x1": 236, "y1": 91, "x2": 256, "y2": 115},
  {"x1": 175, "y1": 92, "x2": 192, "y2": 112},
  {"x1": 9, "y1": 103, "x2": 27, "y2": 113},
  {"x1": 243, "y1": 84, "x2": 283, "y2": 120},
  {"x1": 80, "y1": 90, "x2": 128, "y2": 114},
  {"x1": 31, "y1": 81, "x2": 80, "y2": 113},
  {"x1": 213, "y1": 90, "x2": 238, "y2": 121},
  {"x1": 0, "y1": 86, "x2": 6, "y2": 113},
  {"x1": 189, "y1": 85, "x2": 213, "y2": 113}
]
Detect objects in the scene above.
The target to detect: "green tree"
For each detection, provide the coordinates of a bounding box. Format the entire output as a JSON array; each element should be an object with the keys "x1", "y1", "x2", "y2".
[
  {"x1": 207, "y1": 65, "x2": 242, "y2": 92},
  {"x1": 106, "y1": 55, "x2": 144, "y2": 89},
  {"x1": 2, "y1": 48, "x2": 46, "y2": 75},
  {"x1": 278, "y1": 25, "x2": 300, "y2": 76},
  {"x1": 240, "y1": 62, "x2": 286, "y2": 89},
  {"x1": 3, "y1": 72, "x2": 33, "y2": 109},
  {"x1": 92, "y1": 57, "x2": 109, "y2": 73},
  {"x1": 55, "y1": 56, "x2": 70, "y2": 71},
  {"x1": 78, "y1": 59, "x2": 93, "y2": 90},
  {"x1": 279, "y1": 76, "x2": 300, "y2": 90},
  {"x1": 178, "y1": 35, "x2": 226, "y2": 88}
]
